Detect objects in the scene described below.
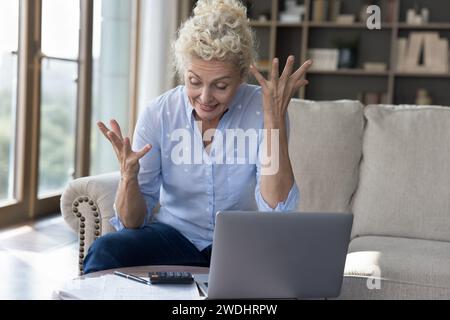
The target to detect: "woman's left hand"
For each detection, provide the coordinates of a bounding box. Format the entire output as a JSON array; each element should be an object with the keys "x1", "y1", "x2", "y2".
[{"x1": 250, "y1": 56, "x2": 312, "y2": 123}]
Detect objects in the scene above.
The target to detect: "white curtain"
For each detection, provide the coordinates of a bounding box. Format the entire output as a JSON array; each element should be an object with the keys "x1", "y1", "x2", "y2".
[{"x1": 138, "y1": 0, "x2": 178, "y2": 112}]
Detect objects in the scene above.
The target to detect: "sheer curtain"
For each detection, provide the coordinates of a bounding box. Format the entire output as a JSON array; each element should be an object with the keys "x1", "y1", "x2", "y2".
[{"x1": 138, "y1": 0, "x2": 178, "y2": 112}]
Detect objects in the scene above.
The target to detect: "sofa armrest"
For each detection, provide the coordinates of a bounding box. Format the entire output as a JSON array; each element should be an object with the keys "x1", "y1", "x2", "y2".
[{"x1": 60, "y1": 171, "x2": 120, "y2": 275}]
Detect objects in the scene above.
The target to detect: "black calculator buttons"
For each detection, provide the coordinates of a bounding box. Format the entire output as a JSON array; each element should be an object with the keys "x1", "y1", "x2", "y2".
[{"x1": 149, "y1": 271, "x2": 194, "y2": 284}]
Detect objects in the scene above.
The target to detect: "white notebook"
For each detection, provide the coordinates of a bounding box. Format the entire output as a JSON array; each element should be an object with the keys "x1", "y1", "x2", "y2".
[{"x1": 53, "y1": 274, "x2": 203, "y2": 300}]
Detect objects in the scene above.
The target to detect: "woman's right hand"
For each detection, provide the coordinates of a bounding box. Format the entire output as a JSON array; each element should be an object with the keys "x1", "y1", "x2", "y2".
[{"x1": 97, "y1": 120, "x2": 152, "y2": 179}]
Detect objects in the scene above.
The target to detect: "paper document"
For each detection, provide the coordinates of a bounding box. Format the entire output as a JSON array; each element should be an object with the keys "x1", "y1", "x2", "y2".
[
  {"x1": 193, "y1": 273, "x2": 209, "y2": 297},
  {"x1": 54, "y1": 274, "x2": 202, "y2": 300}
]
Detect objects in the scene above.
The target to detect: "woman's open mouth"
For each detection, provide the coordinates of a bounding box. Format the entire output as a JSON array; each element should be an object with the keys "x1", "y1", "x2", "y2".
[{"x1": 198, "y1": 102, "x2": 219, "y2": 112}]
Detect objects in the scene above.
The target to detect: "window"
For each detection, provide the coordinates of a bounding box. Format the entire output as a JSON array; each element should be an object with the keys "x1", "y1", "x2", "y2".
[
  {"x1": 0, "y1": 0, "x2": 19, "y2": 204},
  {"x1": 38, "y1": 0, "x2": 80, "y2": 197},
  {"x1": 0, "y1": 0, "x2": 173, "y2": 227}
]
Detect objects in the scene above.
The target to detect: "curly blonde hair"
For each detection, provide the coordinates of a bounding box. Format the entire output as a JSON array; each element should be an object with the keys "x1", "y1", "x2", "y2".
[{"x1": 173, "y1": 0, "x2": 257, "y2": 81}]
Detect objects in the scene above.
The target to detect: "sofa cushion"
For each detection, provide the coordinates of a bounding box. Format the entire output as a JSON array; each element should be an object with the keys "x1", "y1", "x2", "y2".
[
  {"x1": 338, "y1": 276, "x2": 450, "y2": 300},
  {"x1": 351, "y1": 105, "x2": 450, "y2": 241},
  {"x1": 338, "y1": 236, "x2": 450, "y2": 299},
  {"x1": 288, "y1": 99, "x2": 364, "y2": 213}
]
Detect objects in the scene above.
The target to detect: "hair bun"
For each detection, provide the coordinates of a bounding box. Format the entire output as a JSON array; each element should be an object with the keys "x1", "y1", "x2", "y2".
[
  {"x1": 173, "y1": 0, "x2": 257, "y2": 81},
  {"x1": 193, "y1": 0, "x2": 248, "y2": 21}
]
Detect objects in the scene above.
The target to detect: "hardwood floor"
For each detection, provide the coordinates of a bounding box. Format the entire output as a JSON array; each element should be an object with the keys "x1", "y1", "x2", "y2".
[{"x1": 0, "y1": 214, "x2": 78, "y2": 300}]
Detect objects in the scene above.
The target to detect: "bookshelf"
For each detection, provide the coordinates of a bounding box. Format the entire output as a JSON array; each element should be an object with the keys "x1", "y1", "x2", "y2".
[{"x1": 181, "y1": 0, "x2": 450, "y2": 106}]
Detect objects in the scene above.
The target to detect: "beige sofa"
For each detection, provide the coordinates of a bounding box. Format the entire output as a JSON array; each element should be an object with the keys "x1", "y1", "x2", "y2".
[{"x1": 60, "y1": 99, "x2": 450, "y2": 299}]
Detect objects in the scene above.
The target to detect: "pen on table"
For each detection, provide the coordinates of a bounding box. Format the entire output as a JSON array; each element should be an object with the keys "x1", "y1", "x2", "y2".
[{"x1": 113, "y1": 271, "x2": 150, "y2": 285}]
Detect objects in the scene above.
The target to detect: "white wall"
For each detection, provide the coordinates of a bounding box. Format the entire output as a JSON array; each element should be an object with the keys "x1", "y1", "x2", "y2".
[
  {"x1": 138, "y1": 0, "x2": 178, "y2": 111},
  {"x1": 91, "y1": 0, "x2": 133, "y2": 175}
]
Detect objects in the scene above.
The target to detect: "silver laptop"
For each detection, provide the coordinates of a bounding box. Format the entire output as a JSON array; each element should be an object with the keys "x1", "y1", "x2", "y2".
[{"x1": 196, "y1": 211, "x2": 353, "y2": 299}]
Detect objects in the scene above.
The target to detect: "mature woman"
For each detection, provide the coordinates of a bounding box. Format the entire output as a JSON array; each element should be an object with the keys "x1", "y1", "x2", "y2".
[{"x1": 83, "y1": 0, "x2": 311, "y2": 274}]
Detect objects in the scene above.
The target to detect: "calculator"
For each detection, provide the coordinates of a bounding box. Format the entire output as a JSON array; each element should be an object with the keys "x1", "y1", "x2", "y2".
[{"x1": 149, "y1": 271, "x2": 194, "y2": 284}]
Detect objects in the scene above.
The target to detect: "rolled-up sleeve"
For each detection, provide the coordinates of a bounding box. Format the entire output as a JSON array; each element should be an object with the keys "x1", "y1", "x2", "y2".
[
  {"x1": 255, "y1": 175, "x2": 300, "y2": 212},
  {"x1": 109, "y1": 203, "x2": 152, "y2": 231},
  {"x1": 254, "y1": 111, "x2": 300, "y2": 212},
  {"x1": 109, "y1": 203, "x2": 124, "y2": 230},
  {"x1": 109, "y1": 101, "x2": 162, "y2": 230}
]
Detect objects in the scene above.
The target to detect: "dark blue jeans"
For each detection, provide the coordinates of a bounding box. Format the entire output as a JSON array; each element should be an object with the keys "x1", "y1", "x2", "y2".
[{"x1": 83, "y1": 222, "x2": 212, "y2": 274}]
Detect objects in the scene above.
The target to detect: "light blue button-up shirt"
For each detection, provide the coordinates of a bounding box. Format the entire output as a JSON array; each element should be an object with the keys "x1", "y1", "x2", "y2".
[{"x1": 111, "y1": 83, "x2": 300, "y2": 250}]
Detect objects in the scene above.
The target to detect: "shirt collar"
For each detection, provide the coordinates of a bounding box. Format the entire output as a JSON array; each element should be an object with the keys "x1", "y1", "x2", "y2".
[{"x1": 183, "y1": 85, "x2": 194, "y2": 122}]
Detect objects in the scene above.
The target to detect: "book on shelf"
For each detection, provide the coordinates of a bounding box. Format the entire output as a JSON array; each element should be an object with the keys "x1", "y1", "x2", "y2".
[
  {"x1": 383, "y1": 0, "x2": 396, "y2": 23},
  {"x1": 439, "y1": 38, "x2": 449, "y2": 73},
  {"x1": 396, "y1": 38, "x2": 408, "y2": 72},
  {"x1": 424, "y1": 33, "x2": 440, "y2": 72},
  {"x1": 397, "y1": 32, "x2": 449, "y2": 74},
  {"x1": 328, "y1": 0, "x2": 340, "y2": 22},
  {"x1": 312, "y1": 0, "x2": 328, "y2": 22},
  {"x1": 312, "y1": 0, "x2": 343, "y2": 23},
  {"x1": 363, "y1": 62, "x2": 387, "y2": 72},
  {"x1": 307, "y1": 49, "x2": 339, "y2": 71},
  {"x1": 336, "y1": 14, "x2": 355, "y2": 24},
  {"x1": 404, "y1": 32, "x2": 424, "y2": 71}
]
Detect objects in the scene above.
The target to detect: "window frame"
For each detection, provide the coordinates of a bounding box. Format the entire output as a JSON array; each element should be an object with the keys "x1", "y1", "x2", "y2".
[{"x1": 0, "y1": 0, "x2": 141, "y2": 227}]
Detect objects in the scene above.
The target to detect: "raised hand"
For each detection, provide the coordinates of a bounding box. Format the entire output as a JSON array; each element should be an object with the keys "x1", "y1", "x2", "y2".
[
  {"x1": 250, "y1": 56, "x2": 312, "y2": 122},
  {"x1": 97, "y1": 120, "x2": 152, "y2": 179}
]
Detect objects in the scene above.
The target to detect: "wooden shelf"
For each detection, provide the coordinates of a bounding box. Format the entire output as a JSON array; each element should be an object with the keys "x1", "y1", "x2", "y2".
[
  {"x1": 308, "y1": 69, "x2": 390, "y2": 76},
  {"x1": 249, "y1": 21, "x2": 273, "y2": 27},
  {"x1": 395, "y1": 72, "x2": 450, "y2": 78},
  {"x1": 182, "y1": 0, "x2": 450, "y2": 106},
  {"x1": 276, "y1": 22, "x2": 304, "y2": 27},
  {"x1": 398, "y1": 23, "x2": 450, "y2": 30},
  {"x1": 307, "y1": 22, "x2": 394, "y2": 29},
  {"x1": 251, "y1": 21, "x2": 305, "y2": 28}
]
